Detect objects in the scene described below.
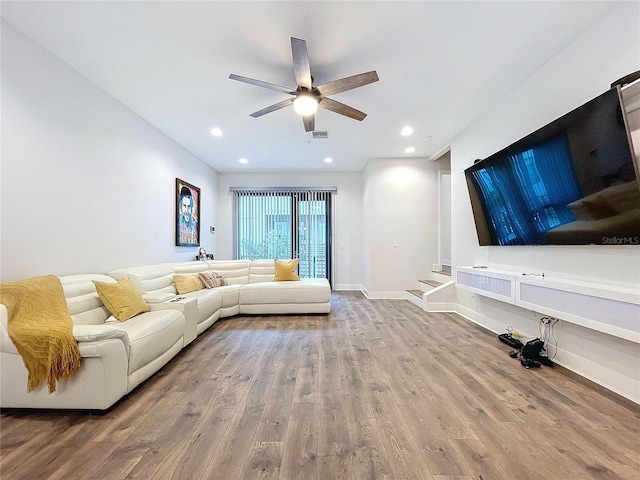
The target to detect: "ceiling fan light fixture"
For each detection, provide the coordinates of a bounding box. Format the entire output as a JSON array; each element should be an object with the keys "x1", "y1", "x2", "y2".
[
  {"x1": 293, "y1": 93, "x2": 318, "y2": 116},
  {"x1": 229, "y1": 37, "x2": 378, "y2": 130}
]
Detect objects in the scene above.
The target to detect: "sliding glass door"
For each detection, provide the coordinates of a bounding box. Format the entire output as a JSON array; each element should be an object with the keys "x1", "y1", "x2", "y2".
[
  {"x1": 293, "y1": 192, "x2": 330, "y2": 279},
  {"x1": 233, "y1": 188, "x2": 332, "y2": 282}
]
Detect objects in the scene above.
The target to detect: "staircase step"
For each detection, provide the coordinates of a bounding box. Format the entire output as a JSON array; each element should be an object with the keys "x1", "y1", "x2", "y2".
[
  {"x1": 407, "y1": 289, "x2": 423, "y2": 299},
  {"x1": 419, "y1": 279, "x2": 443, "y2": 288},
  {"x1": 432, "y1": 265, "x2": 452, "y2": 276}
]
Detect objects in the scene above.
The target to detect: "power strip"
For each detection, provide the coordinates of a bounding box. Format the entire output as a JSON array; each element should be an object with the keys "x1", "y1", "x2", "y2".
[{"x1": 498, "y1": 333, "x2": 524, "y2": 349}]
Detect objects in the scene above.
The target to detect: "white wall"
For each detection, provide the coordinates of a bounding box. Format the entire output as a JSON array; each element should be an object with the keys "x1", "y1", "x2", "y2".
[
  {"x1": 439, "y1": 170, "x2": 452, "y2": 267},
  {"x1": 362, "y1": 157, "x2": 446, "y2": 297},
  {"x1": 216, "y1": 172, "x2": 364, "y2": 290},
  {"x1": 0, "y1": 22, "x2": 219, "y2": 281},
  {"x1": 450, "y1": 3, "x2": 640, "y2": 402}
]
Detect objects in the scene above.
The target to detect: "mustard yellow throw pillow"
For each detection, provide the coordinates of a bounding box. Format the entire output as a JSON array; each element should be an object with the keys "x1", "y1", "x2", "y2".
[
  {"x1": 92, "y1": 278, "x2": 149, "y2": 321},
  {"x1": 173, "y1": 274, "x2": 204, "y2": 294},
  {"x1": 274, "y1": 259, "x2": 300, "y2": 281}
]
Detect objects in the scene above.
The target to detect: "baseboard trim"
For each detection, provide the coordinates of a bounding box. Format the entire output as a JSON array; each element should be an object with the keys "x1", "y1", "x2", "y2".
[
  {"x1": 334, "y1": 284, "x2": 363, "y2": 291},
  {"x1": 551, "y1": 347, "x2": 640, "y2": 406},
  {"x1": 426, "y1": 302, "x2": 456, "y2": 313}
]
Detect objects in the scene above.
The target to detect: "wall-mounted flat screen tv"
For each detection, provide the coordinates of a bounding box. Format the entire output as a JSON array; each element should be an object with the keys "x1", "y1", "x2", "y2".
[{"x1": 465, "y1": 87, "x2": 639, "y2": 246}]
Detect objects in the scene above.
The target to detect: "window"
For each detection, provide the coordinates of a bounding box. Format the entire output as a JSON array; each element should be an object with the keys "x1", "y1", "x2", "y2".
[{"x1": 231, "y1": 188, "x2": 334, "y2": 281}]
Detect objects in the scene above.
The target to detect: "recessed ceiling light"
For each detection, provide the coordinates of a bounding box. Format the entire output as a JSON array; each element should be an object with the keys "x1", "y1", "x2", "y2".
[
  {"x1": 405, "y1": 147, "x2": 415, "y2": 154},
  {"x1": 210, "y1": 127, "x2": 223, "y2": 137},
  {"x1": 239, "y1": 158, "x2": 248, "y2": 164},
  {"x1": 401, "y1": 126, "x2": 413, "y2": 136},
  {"x1": 324, "y1": 157, "x2": 333, "y2": 163}
]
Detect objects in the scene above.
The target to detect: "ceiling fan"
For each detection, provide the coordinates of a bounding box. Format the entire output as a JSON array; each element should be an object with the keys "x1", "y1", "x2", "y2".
[{"x1": 229, "y1": 37, "x2": 379, "y2": 132}]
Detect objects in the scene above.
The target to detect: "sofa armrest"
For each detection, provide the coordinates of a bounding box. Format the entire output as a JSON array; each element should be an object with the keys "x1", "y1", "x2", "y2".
[
  {"x1": 0, "y1": 304, "x2": 18, "y2": 354},
  {"x1": 142, "y1": 292, "x2": 177, "y2": 304},
  {"x1": 73, "y1": 324, "x2": 130, "y2": 349},
  {"x1": 149, "y1": 298, "x2": 198, "y2": 346},
  {"x1": 1, "y1": 305, "x2": 131, "y2": 358},
  {"x1": 73, "y1": 324, "x2": 131, "y2": 358}
]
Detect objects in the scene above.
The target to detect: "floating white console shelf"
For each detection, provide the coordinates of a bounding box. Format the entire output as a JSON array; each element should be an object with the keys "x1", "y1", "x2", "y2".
[
  {"x1": 456, "y1": 266, "x2": 640, "y2": 344},
  {"x1": 456, "y1": 267, "x2": 516, "y2": 304}
]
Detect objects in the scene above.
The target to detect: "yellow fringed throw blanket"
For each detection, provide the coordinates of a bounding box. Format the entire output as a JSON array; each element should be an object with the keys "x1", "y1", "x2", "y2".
[{"x1": 0, "y1": 275, "x2": 81, "y2": 393}]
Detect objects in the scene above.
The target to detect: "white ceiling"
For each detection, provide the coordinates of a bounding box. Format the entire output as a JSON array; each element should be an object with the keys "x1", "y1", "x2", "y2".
[{"x1": 1, "y1": 1, "x2": 619, "y2": 172}]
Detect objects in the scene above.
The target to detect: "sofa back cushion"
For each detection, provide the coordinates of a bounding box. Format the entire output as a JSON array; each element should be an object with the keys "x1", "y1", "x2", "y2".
[
  {"x1": 108, "y1": 264, "x2": 177, "y2": 297},
  {"x1": 169, "y1": 261, "x2": 209, "y2": 275},
  {"x1": 248, "y1": 260, "x2": 277, "y2": 283},
  {"x1": 60, "y1": 274, "x2": 113, "y2": 326},
  {"x1": 205, "y1": 260, "x2": 251, "y2": 285}
]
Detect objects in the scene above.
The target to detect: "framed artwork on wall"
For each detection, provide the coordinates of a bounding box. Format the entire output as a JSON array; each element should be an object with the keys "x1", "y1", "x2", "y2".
[{"x1": 176, "y1": 178, "x2": 200, "y2": 246}]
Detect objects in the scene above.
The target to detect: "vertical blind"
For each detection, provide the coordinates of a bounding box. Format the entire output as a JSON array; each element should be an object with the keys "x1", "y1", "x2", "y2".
[{"x1": 231, "y1": 187, "x2": 335, "y2": 279}]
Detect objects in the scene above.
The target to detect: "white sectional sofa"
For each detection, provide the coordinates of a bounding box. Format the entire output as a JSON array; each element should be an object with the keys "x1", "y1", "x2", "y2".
[{"x1": 0, "y1": 260, "x2": 330, "y2": 411}]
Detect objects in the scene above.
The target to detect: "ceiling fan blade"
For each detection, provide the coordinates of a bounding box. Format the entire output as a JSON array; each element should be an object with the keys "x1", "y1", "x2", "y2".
[
  {"x1": 318, "y1": 97, "x2": 367, "y2": 121},
  {"x1": 291, "y1": 38, "x2": 312, "y2": 90},
  {"x1": 302, "y1": 114, "x2": 315, "y2": 132},
  {"x1": 229, "y1": 74, "x2": 296, "y2": 95},
  {"x1": 316, "y1": 71, "x2": 379, "y2": 96},
  {"x1": 250, "y1": 98, "x2": 295, "y2": 118}
]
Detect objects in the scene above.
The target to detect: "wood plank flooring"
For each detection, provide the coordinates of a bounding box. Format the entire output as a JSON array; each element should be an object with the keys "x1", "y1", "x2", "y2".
[{"x1": 2, "y1": 291, "x2": 639, "y2": 479}]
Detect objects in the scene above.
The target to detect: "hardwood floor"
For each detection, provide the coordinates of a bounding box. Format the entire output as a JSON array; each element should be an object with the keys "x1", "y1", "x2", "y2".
[{"x1": 2, "y1": 291, "x2": 639, "y2": 479}]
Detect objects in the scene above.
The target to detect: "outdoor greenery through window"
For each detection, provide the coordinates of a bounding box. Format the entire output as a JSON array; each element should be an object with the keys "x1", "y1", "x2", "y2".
[{"x1": 232, "y1": 188, "x2": 333, "y2": 280}]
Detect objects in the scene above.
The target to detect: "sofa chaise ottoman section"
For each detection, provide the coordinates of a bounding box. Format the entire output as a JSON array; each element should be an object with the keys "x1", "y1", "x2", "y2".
[{"x1": 239, "y1": 278, "x2": 331, "y2": 315}]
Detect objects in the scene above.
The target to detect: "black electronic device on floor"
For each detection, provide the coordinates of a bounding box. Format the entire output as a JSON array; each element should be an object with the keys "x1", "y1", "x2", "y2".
[{"x1": 498, "y1": 333, "x2": 524, "y2": 349}]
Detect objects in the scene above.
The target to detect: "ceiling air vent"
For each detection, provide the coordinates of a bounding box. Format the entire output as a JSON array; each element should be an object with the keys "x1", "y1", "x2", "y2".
[{"x1": 312, "y1": 131, "x2": 329, "y2": 139}]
